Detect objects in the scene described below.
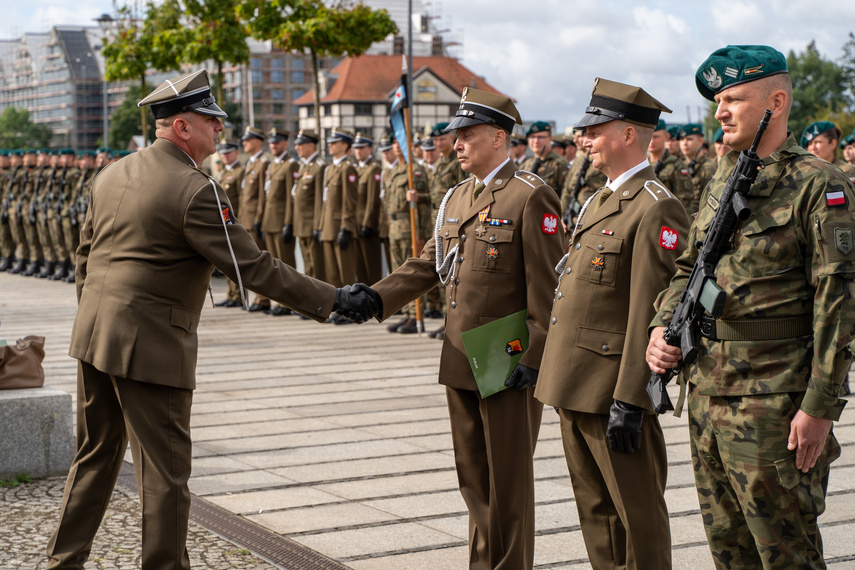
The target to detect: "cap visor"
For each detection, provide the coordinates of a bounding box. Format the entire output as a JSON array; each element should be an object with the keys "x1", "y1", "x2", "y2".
[
  {"x1": 574, "y1": 113, "x2": 613, "y2": 129},
  {"x1": 194, "y1": 102, "x2": 228, "y2": 118},
  {"x1": 445, "y1": 116, "x2": 484, "y2": 132}
]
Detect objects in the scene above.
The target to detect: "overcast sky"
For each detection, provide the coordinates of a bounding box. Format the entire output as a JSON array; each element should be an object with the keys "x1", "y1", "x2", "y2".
[{"x1": 5, "y1": 0, "x2": 855, "y2": 131}]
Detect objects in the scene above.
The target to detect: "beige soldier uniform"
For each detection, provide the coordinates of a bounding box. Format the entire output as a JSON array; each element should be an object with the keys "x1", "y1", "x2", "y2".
[
  {"x1": 51, "y1": 154, "x2": 81, "y2": 280},
  {"x1": 239, "y1": 137, "x2": 270, "y2": 311},
  {"x1": 263, "y1": 138, "x2": 300, "y2": 315},
  {"x1": 0, "y1": 153, "x2": 16, "y2": 270},
  {"x1": 215, "y1": 142, "x2": 244, "y2": 306},
  {"x1": 8, "y1": 155, "x2": 34, "y2": 273},
  {"x1": 293, "y1": 144, "x2": 326, "y2": 282},
  {"x1": 22, "y1": 159, "x2": 47, "y2": 276},
  {"x1": 319, "y1": 131, "x2": 359, "y2": 289},
  {"x1": 353, "y1": 145, "x2": 384, "y2": 284}
]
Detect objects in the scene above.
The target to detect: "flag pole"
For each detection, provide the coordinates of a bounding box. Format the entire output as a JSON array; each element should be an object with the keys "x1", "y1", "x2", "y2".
[{"x1": 402, "y1": 66, "x2": 424, "y2": 335}]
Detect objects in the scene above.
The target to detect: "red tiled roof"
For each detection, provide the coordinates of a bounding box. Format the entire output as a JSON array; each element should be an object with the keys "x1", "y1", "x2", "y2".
[{"x1": 294, "y1": 55, "x2": 506, "y2": 105}]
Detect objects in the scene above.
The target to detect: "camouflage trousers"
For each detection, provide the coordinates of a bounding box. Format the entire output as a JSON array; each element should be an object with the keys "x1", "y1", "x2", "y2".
[
  {"x1": 687, "y1": 385, "x2": 840, "y2": 569},
  {"x1": 0, "y1": 216, "x2": 13, "y2": 258}
]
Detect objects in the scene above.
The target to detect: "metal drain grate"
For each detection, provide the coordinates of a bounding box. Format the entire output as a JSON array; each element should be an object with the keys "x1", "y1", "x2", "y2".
[{"x1": 116, "y1": 462, "x2": 350, "y2": 570}]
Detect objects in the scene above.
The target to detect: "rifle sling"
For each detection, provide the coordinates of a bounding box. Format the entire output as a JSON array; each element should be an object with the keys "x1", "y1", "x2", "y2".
[{"x1": 699, "y1": 314, "x2": 812, "y2": 341}]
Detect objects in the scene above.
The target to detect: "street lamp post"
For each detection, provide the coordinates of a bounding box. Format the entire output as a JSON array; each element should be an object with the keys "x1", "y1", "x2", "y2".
[{"x1": 94, "y1": 13, "x2": 114, "y2": 151}]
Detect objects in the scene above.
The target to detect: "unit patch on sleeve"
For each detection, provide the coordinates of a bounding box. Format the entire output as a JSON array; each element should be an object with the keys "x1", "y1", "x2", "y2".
[
  {"x1": 542, "y1": 214, "x2": 558, "y2": 234},
  {"x1": 659, "y1": 226, "x2": 678, "y2": 250},
  {"x1": 221, "y1": 207, "x2": 234, "y2": 225}
]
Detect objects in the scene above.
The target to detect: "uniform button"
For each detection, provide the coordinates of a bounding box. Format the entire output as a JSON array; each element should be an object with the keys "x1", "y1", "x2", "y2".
[
  {"x1": 454, "y1": 278, "x2": 459, "y2": 285},
  {"x1": 598, "y1": 244, "x2": 604, "y2": 251},
  {"x1": 316, "y1": 307, "x2": 323, "y2": 315},
  {"x1": 557, "y1": 292, "x2": 562, "y2": 299},
  {"x1": 444, "y1": 231, "x2": 449, "y2": 237},
  {"x1": 550, "y1": 317, "x2": 557, "y2": 325},
  {"x1": 602, "y1": 345, "x2": 609, "y2": 352},
  {"x1": 566, "y1": 267, "x2": 572, "y2": 274},
  {"x1": 575, "y1": 243, "x2": 581, "y2": 250},
  {"x1": 451, "y1": 302, "x2": 457, "y2": 309},
  {"x1": 460, "y1": 234, "x2": 467, "y2": 242},
  {"x1": 459, "y1": 256, "x2": 464, "y2": 262}
]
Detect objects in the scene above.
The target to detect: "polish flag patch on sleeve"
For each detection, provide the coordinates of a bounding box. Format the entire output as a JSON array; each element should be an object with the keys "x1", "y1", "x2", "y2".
[
  {"x1": 375, "y1": 173, "x2": 381, "y2": 181},
  {"x1": 348, "y1": 174, "x2": 357, "y2": 183},
  {"x1": 542, "y1": 214, "x2": 558, "y2": 234},
  {"x1": 659, "y1": 226, "x2": 678, "y2": 250},
  {"x1": 826, "y1": 191, "x2": 846, "y2": 207}
]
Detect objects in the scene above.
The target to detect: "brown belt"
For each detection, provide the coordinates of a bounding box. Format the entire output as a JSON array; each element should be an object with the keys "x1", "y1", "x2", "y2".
[{"x1": 699, "y1": 314, "x2": 813, "y2": 341}]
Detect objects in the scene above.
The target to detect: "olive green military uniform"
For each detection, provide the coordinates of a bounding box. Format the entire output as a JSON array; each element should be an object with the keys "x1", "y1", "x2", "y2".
[
  {"x1": 263, "y1": 152, "x2": 299, "y2": 265},
  {"x1": 834, "y1": 158, "x2": 855, "y2": 183},
  {"x1": 22, "y1": 164, "x2": 46, "y2": 272},
  {"x1": 560, "y1": 151, "x2": 607, "y2": 226},
  {"x1": 319, "y1": 156, "x2": 358, "y2": 287},
  {"x1": 0, "y1": 161, "x2": 16, "y2": 267},
  {"x1": 293, "y1": 153, "x2": 326, "y2": 281},
  {"x1": 62, "y1": 164, "x2": 92, "y2": 276},
  {"x1": 385, "y1": 160, "x2": 430, "y2": 318},
  {"x1": 354, "y1": 156, "x2": 384, "y2": 283},
  {"x1": 649, "y1": 149, "x2": 693, "y2": 212},
  {"x1": 520, "y1": 149, "x2": 568, "y2": 195},
  {"x1": 652, "y1": 135, "x2": 854, "y2": 568},
  {"x1": 8, "y1": 164, "x2": 32, "y2": 269},
  {"x1": 428, "y1": 153, "x2": 466, "y2": 318},
  {"x1": 217, "y1": 159, "x2": 245, "y2": 303},
  {"x1": 685, "y1": 153, "x2": 717, "y2": 214},
  {"x1": 50, "y1": 165, "x2": 81, "y2": 278},
  {"x1": 240, "y1": 151, "x2": 270, "y2": 308}
]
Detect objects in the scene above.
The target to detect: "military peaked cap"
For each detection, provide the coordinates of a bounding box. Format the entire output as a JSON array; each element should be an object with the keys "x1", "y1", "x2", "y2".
[
  {"x1": 218, "y1": 140, "x2": 239, "y2": 153},
  {"x1": 378, "y1": 137, "x2": 394, "y2": 152},
  {"x1": 352, "y1": 132, "x2": 374, "y2": 148},
  {"x1": 267, "y1": 128, "x2": 288, "y2": 143},
  {"x1": 420, "y1": 138, "x2": 436, "y2": 151},
  {"x1": 138, "y1": 69, "x2": 226, "y2": 119},
  {"x1": 241, "y1": 126, "x2": 264, "y2": 142},
  {"x1": 575, "y1": 78, "x2": 671, "y2": 129},
  {"x1": 328, "y1": 129, "x2": 354, "y2": 144},
  {"x1": 446, "y1": 87, "x2": 522, "y2": 134},
  {"x1": 695, "y1": 45, "x2": 788, "y2": 102},
  {"x1": 294, "y1": 130, "x2": 319, "y2": 145}
]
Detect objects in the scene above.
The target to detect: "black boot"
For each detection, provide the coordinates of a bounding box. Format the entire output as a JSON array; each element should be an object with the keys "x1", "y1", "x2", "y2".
[
  {"x1": 22, "y1": 260, "x2": 40, "y2": 276},
  {"x1": 0, "y1": 256, "x2": 11, "y2": 272},
  {"x1": 64, "y1": 266, "x2": 76, "y2": 283},
  {"x1": 9, "y1": 258, "x2": 26, "y2": 274},
  {"x1": 50, "y1": 259, "x2": 70, "y2": 280},
  {"x1": 38, "y1": 261, "x2": 56, "y2": 278}
]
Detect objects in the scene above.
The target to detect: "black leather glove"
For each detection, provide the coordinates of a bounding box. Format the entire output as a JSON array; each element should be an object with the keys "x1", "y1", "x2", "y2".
[
  {"x1": 504, "y1": 363, "x2": 538, "y2": 390},
  {"x1": 313, "y1": 229, "x2": 322, "y2": 243},
  {"x1": 360, "y1": 225, "x2": 373, "y2": 238},
  {"x1": 333, "y1": 283, "x2": 382, "y2": 323},
  {"x1": 606, "y1": 400, "x2": 644, "y2": 454},
  {"x1": 253, "y1": 222, "x2": 263, "y2": 240},
  {"x1": 281, "y1": 224, "x2": 293, "y2": 244},
  {"x1": 337, "y1": 227, "x2": 351, "y2": 250}
]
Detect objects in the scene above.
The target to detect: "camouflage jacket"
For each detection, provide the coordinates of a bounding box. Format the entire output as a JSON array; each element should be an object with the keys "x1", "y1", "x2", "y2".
[
  {"x1": 429, "y1": 154, "x2": 466, "y2": 222},
  {"x1": 521, "y1": 150, "x2": 568, "y2": 196},
  {"x1": 385, "y1": 160, "x2": 430, "y2": 240},
  {"x1": 560, "y1": 153, "x2": 608, "y2": 218},
  {"x1": 652, "y1": 135, "x2": 855, "y2": 420},
  {"x1": 686, "y1": 153, "x2": 717, "y2": 215},
  {"x1": 649, "y1": 150, "x2": 693, "y2": 213},
  {"x1": 834, "y1": 158, "x2": 855, "y2": 185}
]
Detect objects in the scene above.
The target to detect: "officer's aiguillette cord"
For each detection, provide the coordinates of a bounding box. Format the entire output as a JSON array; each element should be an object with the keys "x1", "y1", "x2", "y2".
[{"x1": 209, "y1": 178, "x2": 249, "y2": 310}]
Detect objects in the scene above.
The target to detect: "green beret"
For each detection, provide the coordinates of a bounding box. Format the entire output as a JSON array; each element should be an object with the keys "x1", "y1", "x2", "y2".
[
  {"x1": 679, "y1": 123, "x2": 704, "y2": 138},
  {"x1": 430, "y1": 122, "x2": 450, "y2": 137},
  {"x1": 801, "y1": 121, "x2": 838, "y2": 147},
  {"x1": 667, "y1": 125, "x2": 682, "y2": 139},
  {"x1": 655, "y1": 119, "x2": 667, "y2": 132},
  {"x1": 526, "y1": 121, "x2": 552, "y2": 137},
  {"x1": 713, "y1": 128, "x2": 725, "y2": 143},
  {"x1": 841, "y1": 134, "x2": 855, "y2": 149},
  {"x1": 97, "y1": 147, "x2": 109, "y2": 154},
  {"x1": 0, "y1": 150, "x2": 7, "y2": 156},
  {"x1": 696, "y1": 45, "x2": 788, "y2": 102}
]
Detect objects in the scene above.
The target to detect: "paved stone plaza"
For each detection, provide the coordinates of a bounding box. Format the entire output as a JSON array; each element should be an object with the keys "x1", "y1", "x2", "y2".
[{"x1": 1, "y1": 272, "x2": 853, "y2": 569}]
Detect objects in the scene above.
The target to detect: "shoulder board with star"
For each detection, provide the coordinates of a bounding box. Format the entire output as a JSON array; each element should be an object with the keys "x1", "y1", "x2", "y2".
[
  {"x1": 315, "y1": 158, "x2": 326, "y2": 166},
  {"x1": 514, "y1": 170, "x2": 544, "y2": 188}
]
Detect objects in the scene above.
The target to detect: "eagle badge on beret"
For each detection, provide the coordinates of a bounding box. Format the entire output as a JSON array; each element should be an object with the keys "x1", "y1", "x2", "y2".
[{"x1": 703, "y1": 67, "x2": 722, "y2": 89}]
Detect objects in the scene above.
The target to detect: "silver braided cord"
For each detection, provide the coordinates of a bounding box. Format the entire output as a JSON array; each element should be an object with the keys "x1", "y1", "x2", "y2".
[{"x1": 555, "y1": 188, "x2": 605, "y2": 286}]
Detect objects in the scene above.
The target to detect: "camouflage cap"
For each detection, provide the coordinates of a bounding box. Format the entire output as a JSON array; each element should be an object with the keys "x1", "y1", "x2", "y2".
[
  {"x1": 713, "y1": 127, "x2": 725, "y2": 143},
  {"x1": 446, "y1": 87, "x2": 522, "y2": 134},
  {"x1": 695, "y1": 45, "x2": 788, "y2": 102},
  {"x1": 801, "y1": 121, "x2": 839, "y2": 147},
  {"x1": 667, "y1": 125, "x2": 682, "y2": 140},
  {"x1": 267, "y1": 128, "x2": 287, "y2": 143},
  {"x1": 293, "y1": 130, "x2": 319, "y2": 145},
  {"x1": 352, "y1": 132, "x2": 374, "y2": 148},
  {"x1": 327, "y1": 128, "x2": 354, "y2": 145},
  {"x1": 841, "y1": 134, "x2": 855, "y2": 150},
  {"x1": 241, "y1": 126, "x2": 264, "y2": 142},
  {"x1": 575, "y1": 78, "x2": 671, "y2": 129},
  {"x1": 138, "y1": 69, "x2": 227, "y2": 119},
  {"x1": 430, "y1": 122, "x2": 450, "y2": 137},
  {"x1": 679, "y1": 123, "x2": 704, "y2": 138}
]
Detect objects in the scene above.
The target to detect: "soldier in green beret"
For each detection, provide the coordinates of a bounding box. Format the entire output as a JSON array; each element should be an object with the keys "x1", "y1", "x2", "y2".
[
  {"x1": 647, "y1": 119, "x2": 693, "y2": 211},
  {"x1": 520, "y1": 121, "x2": 568, "y2": 194},
  {"x1": 712, "y1": 127, "x2": 730, "y2": 163},
  {"x1": 802, "y1": 121, "x2": 855, "y2": 183},
  {"x1": 648, "y1": 44, "x2": 855, "y2": 569},
  {"x1": 679, "y1": 123, "x2": 717, "y2": 213},
  {"x1": 841, "y1": 132, "x2": 855, "y2": 168}
]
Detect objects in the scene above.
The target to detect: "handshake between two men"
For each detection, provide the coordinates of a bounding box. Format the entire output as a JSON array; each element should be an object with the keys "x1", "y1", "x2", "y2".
[{"x1": 332, "y1": 283, "x2": 383, "y2": 324}]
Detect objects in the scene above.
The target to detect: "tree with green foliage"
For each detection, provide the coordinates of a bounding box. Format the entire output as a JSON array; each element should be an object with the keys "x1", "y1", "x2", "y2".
[
  {"x1": 238, "y1": 0, "x2": 398, "y2": 144},
  {"x1": 786, "y1": 41, "x2": 853, "y2": 137},
  {"x1": 180, "y1": 0, "x2": 250, "y2": 104},
  {"x1": 101, "y1": 0, "x2": 185, "y2": 148},
  {"x1": 0, "y1": 108, "x2": 53, "y2": 148},
  {"x1": 108, "y1": 85, "x2": 156, "y2": 150}
]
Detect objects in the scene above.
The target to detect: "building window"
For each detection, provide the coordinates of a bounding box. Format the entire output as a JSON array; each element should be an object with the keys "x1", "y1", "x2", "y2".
[
  {"x1": 292, "y1": 89, "x2": 306, "y2": 101},
  {"x1": 271, "y1": 58, "x2": 284, "y2": 69},
  {"x1": 253, "y1": 103, "x2": 262, "y2": 117},
  {"x1": 272, "y1": 103, "x2": 284, "y2": 115},
  {"x1": 292, "y1": 70, "x2": 304, "y2": 83},
  {"x1": 354, "y1": 103, "x2": 373, "y2": 116},
  {"x1": 271, "y1": 70, "x2": 283, "y2": 84},
  {"x1": 251, "y1": 69, "x2": 262, "y2": 84},
  {"x1": 251, "y1": 58, "x2": 262, "y2": 70},
  {"x1": 271, "y1": 89, "x2": 283, "y2": 100},
  {"x1": 292, "y1": 58, "x2": 304, "y2": 70}
]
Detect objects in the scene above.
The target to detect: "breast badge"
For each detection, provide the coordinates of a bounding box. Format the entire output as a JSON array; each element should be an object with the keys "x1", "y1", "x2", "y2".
[
  {"x1": 591, "y1": 256, "x2": 604, "y2": 271},
  {"x1": 486, "y1": 246, "x2": 499, "y2": 260}
]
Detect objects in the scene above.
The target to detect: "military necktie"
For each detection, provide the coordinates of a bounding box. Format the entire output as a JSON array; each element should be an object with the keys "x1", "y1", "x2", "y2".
[
  {"x1": 592, "y1": 187, "x2": 613, "y2": 213},
  {"x1": 471, "y1": 181, "x2": 486, "y2": 205}
]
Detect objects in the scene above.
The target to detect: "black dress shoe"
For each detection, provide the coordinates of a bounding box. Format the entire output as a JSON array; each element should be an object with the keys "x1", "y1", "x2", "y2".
[
  {"x1": 38, "y1": 261, "x2": 55, "y2": 278},
  {"x1": 247, "y1": 303, "x2": 270, "y2": 313},
  {"x1": 9, "y1": 258, "x2": 26, "y2": 274},
  {"x1": 333, "y1": 314, "x2": 354, "y2": 325},
  {"x1": 397, "y1": 318, "x2": 419, "y2": 334},
  {"x1": 425, "y1": 310, "x2": 443, "y2": 319},
  {"x1": 270, "y1": 306, "x2": 291, "y2": 316},
  {"x1": 64, "y1": 268, "x2": 76, "y2": 283},
  {"x1": 50, "y1": 260, "x2": 70, "y2": 280},
  {"x1": 0, "y1": 256, "x2": 11, "y2": 272},
  {"x1": 428, "y1": 326, "x2": 445, "y2": 340},
  {"x1": 297, "y1": 313, "x2": 311, "y2": 320},
  {"x1": 387, "y1": 317, "x2": 409, "y2": 333},
  {"x1": 22, "y1": 261, "x2": 40, "y2": 276}
]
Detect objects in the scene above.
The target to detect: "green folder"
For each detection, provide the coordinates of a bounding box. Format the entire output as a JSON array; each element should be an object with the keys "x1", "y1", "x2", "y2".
[{"x1": 461, "y1": 309, "x2": 529, "y2": 398}]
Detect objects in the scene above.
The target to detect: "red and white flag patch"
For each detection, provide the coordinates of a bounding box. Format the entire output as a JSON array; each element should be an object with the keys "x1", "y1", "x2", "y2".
[
  {"x1": 659, "y1": 226, "x2": 678, "y2": 250},
  {"x1": 827, "y1": 191, "x2": 846, "y2": 207},
  {"x1": 292, "y1": 171, "x2": 300, "y2": 179},
  {"x1": 375, "y1": 173, "x2": 381, "y2": 181},
  {"x1": 348, "y1": 174, "x2": 357, "y2": 183},
  {"x1": 542, "y1": 214, "x2": 558, "y2": 234}
]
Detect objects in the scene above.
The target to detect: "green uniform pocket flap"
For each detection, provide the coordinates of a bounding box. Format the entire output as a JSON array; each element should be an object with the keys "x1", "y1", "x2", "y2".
[
  {"x1": 576, "y1": 325, "x2": 625, "y2": 356},
  {"x1": 741, "y1": 205, "x2": 793, "y2": 236},
  {"x1": 475, "y1": 226, "x2": 513, "y2": 244},
  {"x1": 170, "y1": 306, "x2": 200, "y2": 333}
]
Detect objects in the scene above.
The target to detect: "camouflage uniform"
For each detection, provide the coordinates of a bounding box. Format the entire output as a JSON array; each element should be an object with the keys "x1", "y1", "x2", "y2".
[
  {"x1": 686, "y1": 153, "x2": 717, "y2": 215},
  {"x1": 0, "y1": 162, "x2": 16, "y2": 266},
  {"x1": 520, "y1": 150, "x2": 568, "y2": 196},
  {"x1": 834, "y1": 158, "x2": 855, "y2": 184},
  {"x1": 428, "y1": 154, "x2": 466, "y2": 317},
  {"x1": 560, "y1": 152, "x2": 607, "y2": 225},
  {"x1": 8, "y1": 164, "x2": 32, "y2": 268},
  {"x1": 385, "y1": 160, "x2": 430, "y2": 317},
  {"x1": 652, "y1": 135, "x2": 854, "y2": 568},
  {"x1": 649, "y1": 149, "x2": 693, "y2": 212}
]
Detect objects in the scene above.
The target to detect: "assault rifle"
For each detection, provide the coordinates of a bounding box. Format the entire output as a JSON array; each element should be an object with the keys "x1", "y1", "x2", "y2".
[
  {"x1": 647, "y1": 109, "x2": 772, "y2": 414},
  {"x1": 562, "y1": 151, "x2": 591, "y2": 227},
  {"x1": 1, "y1": 166, "x2": 18, "y2": 223}
]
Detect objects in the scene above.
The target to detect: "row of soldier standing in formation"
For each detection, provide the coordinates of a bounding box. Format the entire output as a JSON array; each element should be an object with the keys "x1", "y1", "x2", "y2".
[{"x1": 0, "y1": 149, "x2": 130, "y2": 281}]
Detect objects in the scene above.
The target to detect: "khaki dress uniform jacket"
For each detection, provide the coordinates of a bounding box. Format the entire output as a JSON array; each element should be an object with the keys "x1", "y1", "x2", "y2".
[
  {"x1": 262, "y1": 154, "x2": 299, "y2": 266},
  {"x1": 240, "y1": 153, "x2": 270, "y2": 306},
  {"x1": 536, "y1": 165, "x2": 689, "y2": 569},
  {"x1": 49, "y1": 139, "x2": 335, "y2": 569},
  {"x1": 319, "y1": 156, "x2": 358, "y2": 287},
  {"x1": 372, "y1": 160, "x2": 565, "y2": 568},
  {"x1": 355, "y1": 156, "x2": 383, "y2": 283},
  {"x1": 521, "y1": 150, "x2": 569, "y2": 195},
  {"x1": 293, "y1": 155, "x2": 326, "y2": 279},
  {"x1": 217, "y1": 161, "x2": 245, "y2": 302}
]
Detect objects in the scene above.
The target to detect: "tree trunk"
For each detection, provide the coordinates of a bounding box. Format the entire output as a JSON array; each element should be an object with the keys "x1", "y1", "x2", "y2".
[
  {"x1": 216, "y1": 59, "x2": 224, "y2": 106},
  {"x1": 311, "y1": 49, "x2": 323, "y2": 152},
  {"x1": 140, "y1": 74, "x2": 148, "y2": 148}
]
